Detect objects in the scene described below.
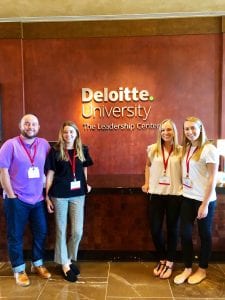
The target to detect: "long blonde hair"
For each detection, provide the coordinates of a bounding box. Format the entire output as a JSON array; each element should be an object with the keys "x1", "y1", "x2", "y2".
[
  {"x1": 150, "y1": 119, "x2": 180, "y2": 161},
  {"x1": 182, "y1": 116, "x2": 209, "y2": 160},
  {"x1": 54, "y1": 121, "x2": 85, "y2": 162}
]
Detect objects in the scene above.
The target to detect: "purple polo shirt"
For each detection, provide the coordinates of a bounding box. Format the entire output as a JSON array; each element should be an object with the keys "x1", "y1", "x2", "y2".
[{"x1": 0, "y1": 136, "x2": 50, "y2": 204}]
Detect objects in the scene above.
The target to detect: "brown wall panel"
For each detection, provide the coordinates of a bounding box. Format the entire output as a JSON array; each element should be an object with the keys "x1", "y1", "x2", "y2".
[
  {"x1": 0, "y1": 23, "x2": 21, "y2": 39},
  {"x1": 223, "y1": 16, "x2": 225, "y2": 33},
  {"x1": 22, "y1": 17, "x2": 222, "y2": 39},
  {"x1": 221, "y1": 33, "x2": 225, "y2": 137},
  {"x1": 22, "y1": 34, "x2": 221, "y2": 174},
  {"x1": 0, "y1": 40, "x2": 24, "y2": 140},
  {"x1": 1, "y1": 191, "x2": 225, "y2": 260},
  {"x1": 80, "y1": 193, "x2": 152, "y2": 251},
  {"x1": 0, "y1": 17, "x2": 224, "y2": 40}
]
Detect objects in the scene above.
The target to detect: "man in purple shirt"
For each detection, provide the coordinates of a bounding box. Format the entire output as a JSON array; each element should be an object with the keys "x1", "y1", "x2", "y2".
[{"x1": 0, "y1": 114, "x2": 51, "y2": 287}]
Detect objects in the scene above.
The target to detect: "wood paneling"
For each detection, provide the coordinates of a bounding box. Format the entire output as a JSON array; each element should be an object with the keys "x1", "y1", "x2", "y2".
[
  {"x1": 0, "y1": 17, "x2": 224, "y2": 39},
  {"x1": 22, "y1": 17, "x2": 222, "y2": 39},
  {"x1": 0, "y1": 40, "x2": 24, "y2": 139},
  {"x1": 1, "y1": 190, "x2": 225, "y2": 260},
  {"x1": 0, "y1": 22, "x2": 21, "y2": 39},
  {"x1": 22, "y1": 34, "x2": 221, "y2": 174}
]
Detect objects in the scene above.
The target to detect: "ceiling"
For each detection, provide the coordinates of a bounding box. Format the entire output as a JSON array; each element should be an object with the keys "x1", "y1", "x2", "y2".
[{"x1": 0, "y1": 0, "x2": 225, "y2": 22}]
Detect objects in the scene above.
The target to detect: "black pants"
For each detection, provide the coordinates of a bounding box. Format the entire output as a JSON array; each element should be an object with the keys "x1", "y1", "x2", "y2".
[
  {"x1": 180, "y1": 197, "x2": 216, "y2": 269},
  {"x1": 149, "y1": 194, "x2": 182, "y2": 262}
]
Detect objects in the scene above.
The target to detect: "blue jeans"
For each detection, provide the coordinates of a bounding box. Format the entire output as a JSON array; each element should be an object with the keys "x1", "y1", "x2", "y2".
[
  {"x1": 149, "y1": 194, "x2": 182, "y2": 262},
  {"x1": 52, "y1": 195, "x2": 85, "y2": 265},
  {"x1": 3, "y1": 197, "x2": 48, "y2": 273},
  {"x1": 180, "y1": 197, "x2": 216, "y2": 269}
]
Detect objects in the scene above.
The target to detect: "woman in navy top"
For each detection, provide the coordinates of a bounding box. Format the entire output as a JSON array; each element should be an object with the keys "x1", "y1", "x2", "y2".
[{"x1": 45, "y1": 121, "x2": 93, "y2": 282}]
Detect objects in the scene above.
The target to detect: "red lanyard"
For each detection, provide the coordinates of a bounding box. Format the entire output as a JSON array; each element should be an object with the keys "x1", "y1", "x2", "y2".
[
  {"x1": 19, "y1": 136, "x2": 37, "y2": 166},
  {"x1": 162, "y1": 145, "x2": 173, "y2": 174},
  {"x1": 186, "y1": 146, "x2": 198, "y2": 176},
  {"x1": 66, "y1": 149, "x2": 76, "y2": 178}
]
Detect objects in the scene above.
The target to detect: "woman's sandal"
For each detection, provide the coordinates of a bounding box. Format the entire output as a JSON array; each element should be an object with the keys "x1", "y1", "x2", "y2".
[
  {"x1": 153, "y1": 261, "x2": 166, "y2": 276},
  {"x1": 159, "y1": 264, "x2": 173, "y2": 279}
]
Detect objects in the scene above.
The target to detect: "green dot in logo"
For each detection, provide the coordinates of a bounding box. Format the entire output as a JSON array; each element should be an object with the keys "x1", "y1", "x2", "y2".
[{"x1": 149, "y1": 96, "x2": 154, "y2": 101}]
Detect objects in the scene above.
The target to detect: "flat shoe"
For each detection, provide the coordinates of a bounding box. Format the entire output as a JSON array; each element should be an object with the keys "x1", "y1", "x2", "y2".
[
  {"x1": 14, "y1": 271, "x2": 30, "y2": 287},
  {"x1": 31, "y1": 265, "x2": 51, "y2": 279},
  {"x1": 188, "y1": 273, "x2": 206, "y2": 284},
  {"x1": 70, "y1": 263, "x2": 80, "y2": 276},
  {"x1": 174, "y1": 270, "x2": 192, "y2": 285},
  {"x1": 62, "y1": 269, "x2": 77, "y2": 282}
]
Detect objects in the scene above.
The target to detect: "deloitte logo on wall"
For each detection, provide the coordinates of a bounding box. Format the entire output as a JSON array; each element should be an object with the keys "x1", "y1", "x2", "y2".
[{"x1": 81, "y1": 87, "x2": 159, "y2": 131}]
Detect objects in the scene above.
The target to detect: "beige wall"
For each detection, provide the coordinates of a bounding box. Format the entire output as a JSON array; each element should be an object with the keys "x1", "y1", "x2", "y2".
[{"x1": 0, "y1": 0, "x2": 225, "y2": 20}]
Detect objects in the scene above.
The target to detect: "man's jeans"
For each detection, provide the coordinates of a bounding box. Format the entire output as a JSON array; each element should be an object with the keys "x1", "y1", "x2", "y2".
[{"x1": 3, "y1": 197, "x2": 48, "y2": 273}]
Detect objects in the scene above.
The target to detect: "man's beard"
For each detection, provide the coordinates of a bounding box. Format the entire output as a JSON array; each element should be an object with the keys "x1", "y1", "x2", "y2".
[{"x1": 21, "y1": 131, "x2": 37, "y2": 139}]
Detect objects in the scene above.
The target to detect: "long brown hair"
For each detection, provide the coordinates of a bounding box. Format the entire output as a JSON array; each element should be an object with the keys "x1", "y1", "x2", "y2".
[{"x1": 54, "y1": 121, "x2": 85, "y2": 162}]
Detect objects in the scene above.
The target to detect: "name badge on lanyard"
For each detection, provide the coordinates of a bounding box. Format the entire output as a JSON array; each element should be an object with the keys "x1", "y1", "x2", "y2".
[
  {"x1": 70, "y1": 179, "x2": 81, "y2": 190},
  {"x1": 28, "y1": 166, "x2": 40, "y2": 178},
  {"x1": 183, "y1": 146, "x2": 198, "y2": 189},
  {"x1": 159, "y1": 175, "x2": 171, "y2": 185},
  {"x1": 158, "y1": 145, "x2": 173, "y2": 186},
  {"x1": 19, "y1": 136, "x2": 40, "y2": 179},
  {"x1": 67, "y1": 149, "x2": 81, "y2": 191},
  {"x1": 182, "y1": 176, "x2": 193, "y2": 188}
]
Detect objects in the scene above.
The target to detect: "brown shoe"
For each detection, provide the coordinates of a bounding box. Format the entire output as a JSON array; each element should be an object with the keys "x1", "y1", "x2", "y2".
[
  {"x1": 31, "y1": 265, "x2": 51, "y2": 279},
  {"x1": 14, "y1": 271, "x2": 30, "y2": 287}
]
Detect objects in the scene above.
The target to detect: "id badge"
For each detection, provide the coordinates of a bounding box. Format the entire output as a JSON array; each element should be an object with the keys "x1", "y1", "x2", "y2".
[
  {"x1": 183, "y1": 177, "x2": 193, "y2": 188},
  {"x1": 159, "y1": 175, "x2": 170, "y2": 185},
  {"x1": 28, "y1": 166, "x2": 40, "y2": 178},
  {"x1": 70, "y1": 180, "x2": 81, "y2": 190}
]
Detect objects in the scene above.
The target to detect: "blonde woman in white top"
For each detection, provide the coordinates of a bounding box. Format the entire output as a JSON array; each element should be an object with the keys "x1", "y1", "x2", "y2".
[
  {"x1": 174, "y1": 116, "x2": 219, "y2": 285},
  {"x1": 142, "y1": 119, "x2": 182, "y2": 279}
]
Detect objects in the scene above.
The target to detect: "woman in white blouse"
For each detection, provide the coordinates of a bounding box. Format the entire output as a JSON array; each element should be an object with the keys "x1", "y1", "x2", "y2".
[{"x1": 142, "y1": 119, "x2": 182, "y2": 279}]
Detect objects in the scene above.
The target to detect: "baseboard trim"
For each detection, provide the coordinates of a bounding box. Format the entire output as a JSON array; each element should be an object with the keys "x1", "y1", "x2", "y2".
[{"x1": 23, "y1": 250, "x2": 225, "y2": 263}]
